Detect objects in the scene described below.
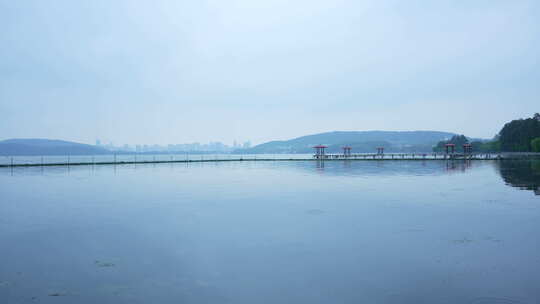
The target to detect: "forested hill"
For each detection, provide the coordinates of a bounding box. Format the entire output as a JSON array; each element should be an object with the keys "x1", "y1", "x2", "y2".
[
  {"x1": 0, "y1": 139, "x2": 110, "y2": 156},
  {"x1": 499, "y1": 114, "x2": 540, "y2": 152},
  {"x1": 241, "y1": 131, "x2": 456, "y2": 153},
  {"x1": 431, "y1": 113, "x2": 540, "y2": 153}
]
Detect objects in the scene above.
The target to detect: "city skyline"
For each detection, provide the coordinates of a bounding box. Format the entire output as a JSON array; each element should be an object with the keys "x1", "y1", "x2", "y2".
[{"x1": 95, "y1": 138, "x2": 252, "y2": 152}]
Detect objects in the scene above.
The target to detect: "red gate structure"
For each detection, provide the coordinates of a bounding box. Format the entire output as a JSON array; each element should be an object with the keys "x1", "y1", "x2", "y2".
[
  {"x1": 343, "y1": 146, "x2": 352, "y2": 157},
  {"x1": 313, "y1": 145, "x2": 328, "y2": 159}
]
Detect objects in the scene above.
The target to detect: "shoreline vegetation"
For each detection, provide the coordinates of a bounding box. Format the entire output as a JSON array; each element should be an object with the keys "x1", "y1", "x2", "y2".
[{"x1": 434, "y1": 113, "x2": 540, "y2": 153}]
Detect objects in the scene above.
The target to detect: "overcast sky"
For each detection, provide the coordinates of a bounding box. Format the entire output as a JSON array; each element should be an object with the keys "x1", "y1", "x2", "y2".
[{"x1": 1, "y1": 0, "x2": 538, "y2": 145}]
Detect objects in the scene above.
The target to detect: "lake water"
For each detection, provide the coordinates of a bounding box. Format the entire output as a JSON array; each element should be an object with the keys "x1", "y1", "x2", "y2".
[{"x1": 1, "y1": 160, "x2": 539, "y2": 304}]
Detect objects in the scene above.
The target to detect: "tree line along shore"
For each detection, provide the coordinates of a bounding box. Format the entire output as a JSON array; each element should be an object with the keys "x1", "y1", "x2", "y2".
[{"x1": 434, "y1": 113, "x2": 540, "y2": 153}]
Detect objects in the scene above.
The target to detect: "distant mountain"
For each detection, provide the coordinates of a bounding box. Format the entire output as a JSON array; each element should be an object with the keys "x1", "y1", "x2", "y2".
[
  {"x1": 0, "y1": 139, "x2": 110, "y2": 156},
  {"x1": 238, "y1": 131, "x2": 457, "y2": 154}
]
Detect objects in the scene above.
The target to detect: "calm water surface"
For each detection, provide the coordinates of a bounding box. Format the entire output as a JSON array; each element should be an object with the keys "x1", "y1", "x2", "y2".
[{"x1": 1, "y1": 160, "x2": 539, "y2": 304}]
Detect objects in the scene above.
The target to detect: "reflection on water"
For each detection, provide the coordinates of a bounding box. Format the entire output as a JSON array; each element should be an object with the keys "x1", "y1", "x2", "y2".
[
  {"x1": 445, "y1": 159, "x2": 472, "y2": 172},
  {"x1": 312, "y1": 159, "x2": 540, "y2": 195},
  {"x1": 310, "y1": 159, "x2": 479, "y2": 178},
  {"x1": 0, "y1": 160, "x2": 539, "y2": 304},
  {"x1": 496, "y1": 160, "x2": 540, "y2": 195}
]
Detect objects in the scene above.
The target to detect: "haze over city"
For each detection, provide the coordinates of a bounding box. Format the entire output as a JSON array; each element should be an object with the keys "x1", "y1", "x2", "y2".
[{"x1": 1, "y1": 0, "x2": 539, "y2": 145}]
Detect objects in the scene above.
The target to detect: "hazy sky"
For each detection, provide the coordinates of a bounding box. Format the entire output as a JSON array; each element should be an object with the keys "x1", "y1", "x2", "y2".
[{"x1": 1, "y1": 0, "x2": 538, "y2": 145}]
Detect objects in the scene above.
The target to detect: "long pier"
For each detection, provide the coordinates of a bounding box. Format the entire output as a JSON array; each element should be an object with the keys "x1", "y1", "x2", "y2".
[
  {"x1": 313, "y1": 152, "x2": 540, "y2": 160},
  {"x1": 1, "y1": 152, "x2": 539, "y2": 168},
  {"x1": 315, "y1": 153, "x2": 500, "y2": 160}
]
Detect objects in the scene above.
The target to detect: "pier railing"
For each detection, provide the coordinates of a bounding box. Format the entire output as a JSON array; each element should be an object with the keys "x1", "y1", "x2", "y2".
[
  {"x1": 1, "y1": 152, "x2": 539, "y2": 168},
  {"x1": 314, "y1": 152, "x2": 540, "y2": 160},
  {"x1": 314, "y1": 152, "x2": 499, "y2": 160}
]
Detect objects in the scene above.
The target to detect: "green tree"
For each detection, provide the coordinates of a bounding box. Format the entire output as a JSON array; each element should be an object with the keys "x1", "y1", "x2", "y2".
[
  {"x1": 499, "y1": 114, "x2": 540, "y2": 152},
  {"x1": 470, "y1": 140, "x2": 501, "y2": 152},
  {"x1": 532, "y1": 137, "x2": 540, "y2": 152},
  {"x1": 433, "y1": 135, "x2": 469, "y2": 152}
]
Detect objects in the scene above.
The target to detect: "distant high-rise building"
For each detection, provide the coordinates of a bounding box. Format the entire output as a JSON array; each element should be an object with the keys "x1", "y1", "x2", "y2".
[
  {"x1": 96, "y1": 139, "x2": 101, "y2": 146},
  {"x1": 243, "y1": 141, "x2": 251, "y2": 149}
]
